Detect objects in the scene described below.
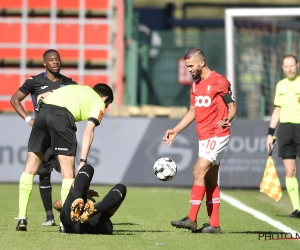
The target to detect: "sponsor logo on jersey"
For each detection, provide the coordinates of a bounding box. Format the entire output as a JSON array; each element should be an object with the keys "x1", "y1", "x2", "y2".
[
  {"x1": 60, "y1": 84, "x2": 66, "y2": 87},
  {"x1": 206, "y1": 85, "x2": 211, "y2": 94},
  {"x1": 195, "y1": 95, "x2": 211, "y2": 107},
  {"x1": 41, "y1": 86, "x2": 48, "y2": 90}
]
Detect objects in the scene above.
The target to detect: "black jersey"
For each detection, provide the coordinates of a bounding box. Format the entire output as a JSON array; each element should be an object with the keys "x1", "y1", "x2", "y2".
[{"x1": 19, "y1": 72, "x2": 77, "y2": 108}]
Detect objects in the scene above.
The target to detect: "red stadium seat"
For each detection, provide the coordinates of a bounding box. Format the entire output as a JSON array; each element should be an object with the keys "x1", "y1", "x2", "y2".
[
  {"x1": 26, "y1": 49, "x2": 78, "y2": 62},
  {"x1": 28, "y1": 0, "x2": 51, "y2": 10},
  {"x1": 84, "y1": 50, "x2": 108, "y2": 61},
  {"x1": 85, "y1": 0, "x2": 109, "y2": 11},
  {"x1": 0, "y1": 0, "x2": 22, "y2": 9},
  {"x1": 56, "y1": 0, "x2": 79, "y2": 10},
  {"x1": 0, "y1": 74, "x2": 20, "y2": 95},
  {"x1": 0, "y1": 100, "x2": 15, "y2": 112},
  {"x1": 0, "y1": 23, "x2": 21, "y2": 43},
  {"x1": 0, "y1": 48, "x2": 20, "y2": 60},
  {"x1": 59, "y1": 49, "x2": 78, "y2": 61},
  {"x1": 26, "y1": 49, "x2": 45, "y2": 61},
  {"x1": 56, "y1": 23, "x2": 79, "y2": 44},
  {"x1": 83, "y1": 74, "x2": 109, "y2": 87},
  {"x1": 27, "y1": 23, "x2": 50, "y2": 43},
  {"x1": 84, "y1": 24, "x2": 109, "y2": 45},
  {"x1": 24, "y1": 101, "x2": 34, "y2": 112}
]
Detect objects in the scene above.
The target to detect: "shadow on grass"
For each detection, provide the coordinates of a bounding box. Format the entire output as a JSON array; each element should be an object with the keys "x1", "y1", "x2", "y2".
[
  {"x1": 227, "y1": 230, "x2": 285, "y2": 235},
  {"x1": 113, "y1": 229, "x2": 168, "y2": 235},
  {"x1": 275, "y1": 214, "x2": 296, "y2": 218},
  {"x1": 113, "y1": 222, "x2": 138, "y2": 226}
]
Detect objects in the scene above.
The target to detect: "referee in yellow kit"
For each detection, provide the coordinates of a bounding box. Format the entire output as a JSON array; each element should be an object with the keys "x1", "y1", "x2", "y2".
[{"x1": 266, "y1": 55, "x2": 300, "y2": 218}]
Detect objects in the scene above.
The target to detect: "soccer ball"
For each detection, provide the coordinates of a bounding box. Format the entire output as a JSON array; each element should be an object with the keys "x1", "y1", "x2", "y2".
[{"x1": 153, "y1": 157, "x2": 177, "y2": 181}]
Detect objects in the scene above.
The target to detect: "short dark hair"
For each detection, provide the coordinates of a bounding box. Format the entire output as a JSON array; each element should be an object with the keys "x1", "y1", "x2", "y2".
[
  {"x1": 184, "y1": 48, "x2": 205, "y2": 61},
  {"x1": 282, "y1": 54, "x2": 298, "y2": 65},
  {"x1": 93, "y1": 83, "x2": 114, "y2": 105},
  {"x1": 43, "y1": 49, "x2": 60, "y2": 60}
]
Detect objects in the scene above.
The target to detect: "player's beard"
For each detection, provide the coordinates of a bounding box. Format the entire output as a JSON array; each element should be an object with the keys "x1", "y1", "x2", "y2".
[{"x1": 192, "y1": 71, "x2": 200, "y2": 81}]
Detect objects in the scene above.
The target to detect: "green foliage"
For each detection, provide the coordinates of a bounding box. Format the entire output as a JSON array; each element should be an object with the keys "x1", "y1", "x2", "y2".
[{"x1": 1, "y1": 184, "x2": 300, "y2": 250}]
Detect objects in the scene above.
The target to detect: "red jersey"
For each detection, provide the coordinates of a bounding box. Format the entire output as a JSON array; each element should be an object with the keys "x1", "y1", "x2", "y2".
[{"x1": 190, "y1": 71, "x2": 231, "y2": 140}]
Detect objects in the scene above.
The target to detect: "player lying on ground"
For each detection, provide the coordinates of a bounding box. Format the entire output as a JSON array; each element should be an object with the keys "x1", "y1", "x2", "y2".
[{"x1": 59, "y1": 163, "x2": 126, "y2": 234}]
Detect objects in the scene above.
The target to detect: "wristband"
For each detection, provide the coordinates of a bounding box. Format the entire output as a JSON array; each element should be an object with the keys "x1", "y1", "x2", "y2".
[
  {"x1": 267, "y1": 127, "x2": 275, "y2": 136},
  {"x1": 25, "y1": 116, "x2": 32, "y2": 123},
  {"x1": 80, "y1": 159, "x2": 87, "y2": 163}
]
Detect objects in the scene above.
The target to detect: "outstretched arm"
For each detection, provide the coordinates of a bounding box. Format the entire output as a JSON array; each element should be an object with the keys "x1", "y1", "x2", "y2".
[{"x1": 163, "y1": 106, "x2": 195, "y2": 146}]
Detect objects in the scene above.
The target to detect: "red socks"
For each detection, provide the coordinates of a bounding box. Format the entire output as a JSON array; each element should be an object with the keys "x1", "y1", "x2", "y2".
[
  {"x1": 187, "y1": 185, "x2": 206, "y2": 222},
  {"x1": 206, "y1": 186, "x2": 220, "y2": 227}
]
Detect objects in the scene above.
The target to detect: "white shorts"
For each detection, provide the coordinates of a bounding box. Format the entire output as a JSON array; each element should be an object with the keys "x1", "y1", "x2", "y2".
[{"x1": 198, "y1": 135, "x2": 230, "y2": 165}]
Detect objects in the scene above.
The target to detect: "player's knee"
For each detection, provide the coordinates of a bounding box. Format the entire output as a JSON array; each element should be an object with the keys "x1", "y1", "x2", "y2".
[
  {"x1": 39, "y1": 173, "x2": 51, "y2": 182},
  {"x1": 113, "y1": 183, "x2": 127, "y2": 200},
  {"x1": 53, "y1": 198, "x2": 62, "y2": 212},
  {"x1": 79, "y1": 164, "x2": 94, "y2": 180}
]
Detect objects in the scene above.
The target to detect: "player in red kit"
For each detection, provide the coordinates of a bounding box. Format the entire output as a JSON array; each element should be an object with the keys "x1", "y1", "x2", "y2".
[{"x1": 163, "y1": 48, "x2": 237, "y2": 234}]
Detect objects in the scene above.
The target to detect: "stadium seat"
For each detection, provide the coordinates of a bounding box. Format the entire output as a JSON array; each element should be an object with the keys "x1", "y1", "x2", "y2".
[
  {"x1": 83, "y1": 74, "x2": 109, "y2": 87},
  {"x1": 27, "y1": 23, "x2": 50, "y2": 43},
  {"x1": 85, "y1": 0, "x2": 109, "y2": 11},
  {"x1": 0, "y1": 23, "x2": 21, "y2": 43},
  {"x1": 0, "y1": 48, "x2": 20, "y2": 60},
  {"x1": 28, "y1": 0, "x2": 51, "y2": 10},
  {"x1": 24, "y1": 100, "x2": 34, "y2": 112},
  {"x1": 58, "y1": 49, "x2": 78, "y2": 61},
  {"x1": 84, "y1": 24, "x2": 109, "y2": 44},
  {"x1": 56, "y1": 23, "x2": 79, "y2": 44},
  {"x1": 56, "y1": 0, "x2": 79, "y2": 10},
  {"x1": 0, "y1": 74, "x2": 20, "y2": 95},
  {"x1": 0, "y1": 100, "x2": 15, "y2": 112},
  {"x1": 84, "y1": 49, "x2": 108, "y2": 62},
  {"x1": 0, "y1": 0, "x2": 22, "y2": 10},
  {"x1": 26, "y1": 49, "x2": 45, "y2": 62}
]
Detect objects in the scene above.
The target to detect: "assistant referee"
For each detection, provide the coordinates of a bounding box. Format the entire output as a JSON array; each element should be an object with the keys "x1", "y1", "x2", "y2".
[{"x1": 267, "y1": 55, "x2": 300, "y2": 218}]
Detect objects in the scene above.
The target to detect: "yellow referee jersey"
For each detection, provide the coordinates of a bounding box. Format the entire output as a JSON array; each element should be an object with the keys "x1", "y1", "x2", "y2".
[
  {"x1": 274, "y1": 75, "x2": 300, "y2": 123},
  {"x1": 43, "y1": 85, "x2": 105, "y2": 123}
]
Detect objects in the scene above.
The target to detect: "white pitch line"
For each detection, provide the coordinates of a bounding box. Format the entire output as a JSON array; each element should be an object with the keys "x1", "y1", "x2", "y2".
[{"x1": 221, "y1": 192, "x2": 300, "y2": 236}]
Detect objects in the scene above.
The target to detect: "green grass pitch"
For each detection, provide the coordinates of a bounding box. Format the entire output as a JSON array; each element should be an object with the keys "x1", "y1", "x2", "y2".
[{"x1": 1, "y1": 184, "x2": 300, "y2": 250}]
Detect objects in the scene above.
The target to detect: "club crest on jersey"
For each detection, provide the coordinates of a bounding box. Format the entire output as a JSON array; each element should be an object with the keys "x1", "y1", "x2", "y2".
[{"x1": 206, "y1": 85, "x2": 211, "y2": 94}]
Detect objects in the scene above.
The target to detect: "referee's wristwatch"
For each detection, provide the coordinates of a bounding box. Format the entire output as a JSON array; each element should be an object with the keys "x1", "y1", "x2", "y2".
[{"x1": 80, "y1": 159, "x2": 87, "y2": 163}]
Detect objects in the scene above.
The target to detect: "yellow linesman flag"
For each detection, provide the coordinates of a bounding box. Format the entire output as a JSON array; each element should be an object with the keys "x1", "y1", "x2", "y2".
[{"x1": 260, "y1": 155, "x2": 282, "y2": 201}]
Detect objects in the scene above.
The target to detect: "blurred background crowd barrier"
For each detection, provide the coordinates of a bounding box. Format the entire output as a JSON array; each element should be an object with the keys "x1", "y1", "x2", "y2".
[{"x1": 1, "y1": 114, "x2": 298, "y2": 188}]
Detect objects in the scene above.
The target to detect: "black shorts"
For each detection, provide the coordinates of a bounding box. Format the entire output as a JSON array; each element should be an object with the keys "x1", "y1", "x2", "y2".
[
  {"x1": 28, "y1": 104, "x2": 77, "y2": 156},
  {"x1": 36, "y1": 147, "x2": 61, "y2": 175},
  {"x1": 277, "y1": 123, "x2": 300, "y2": 158}
]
